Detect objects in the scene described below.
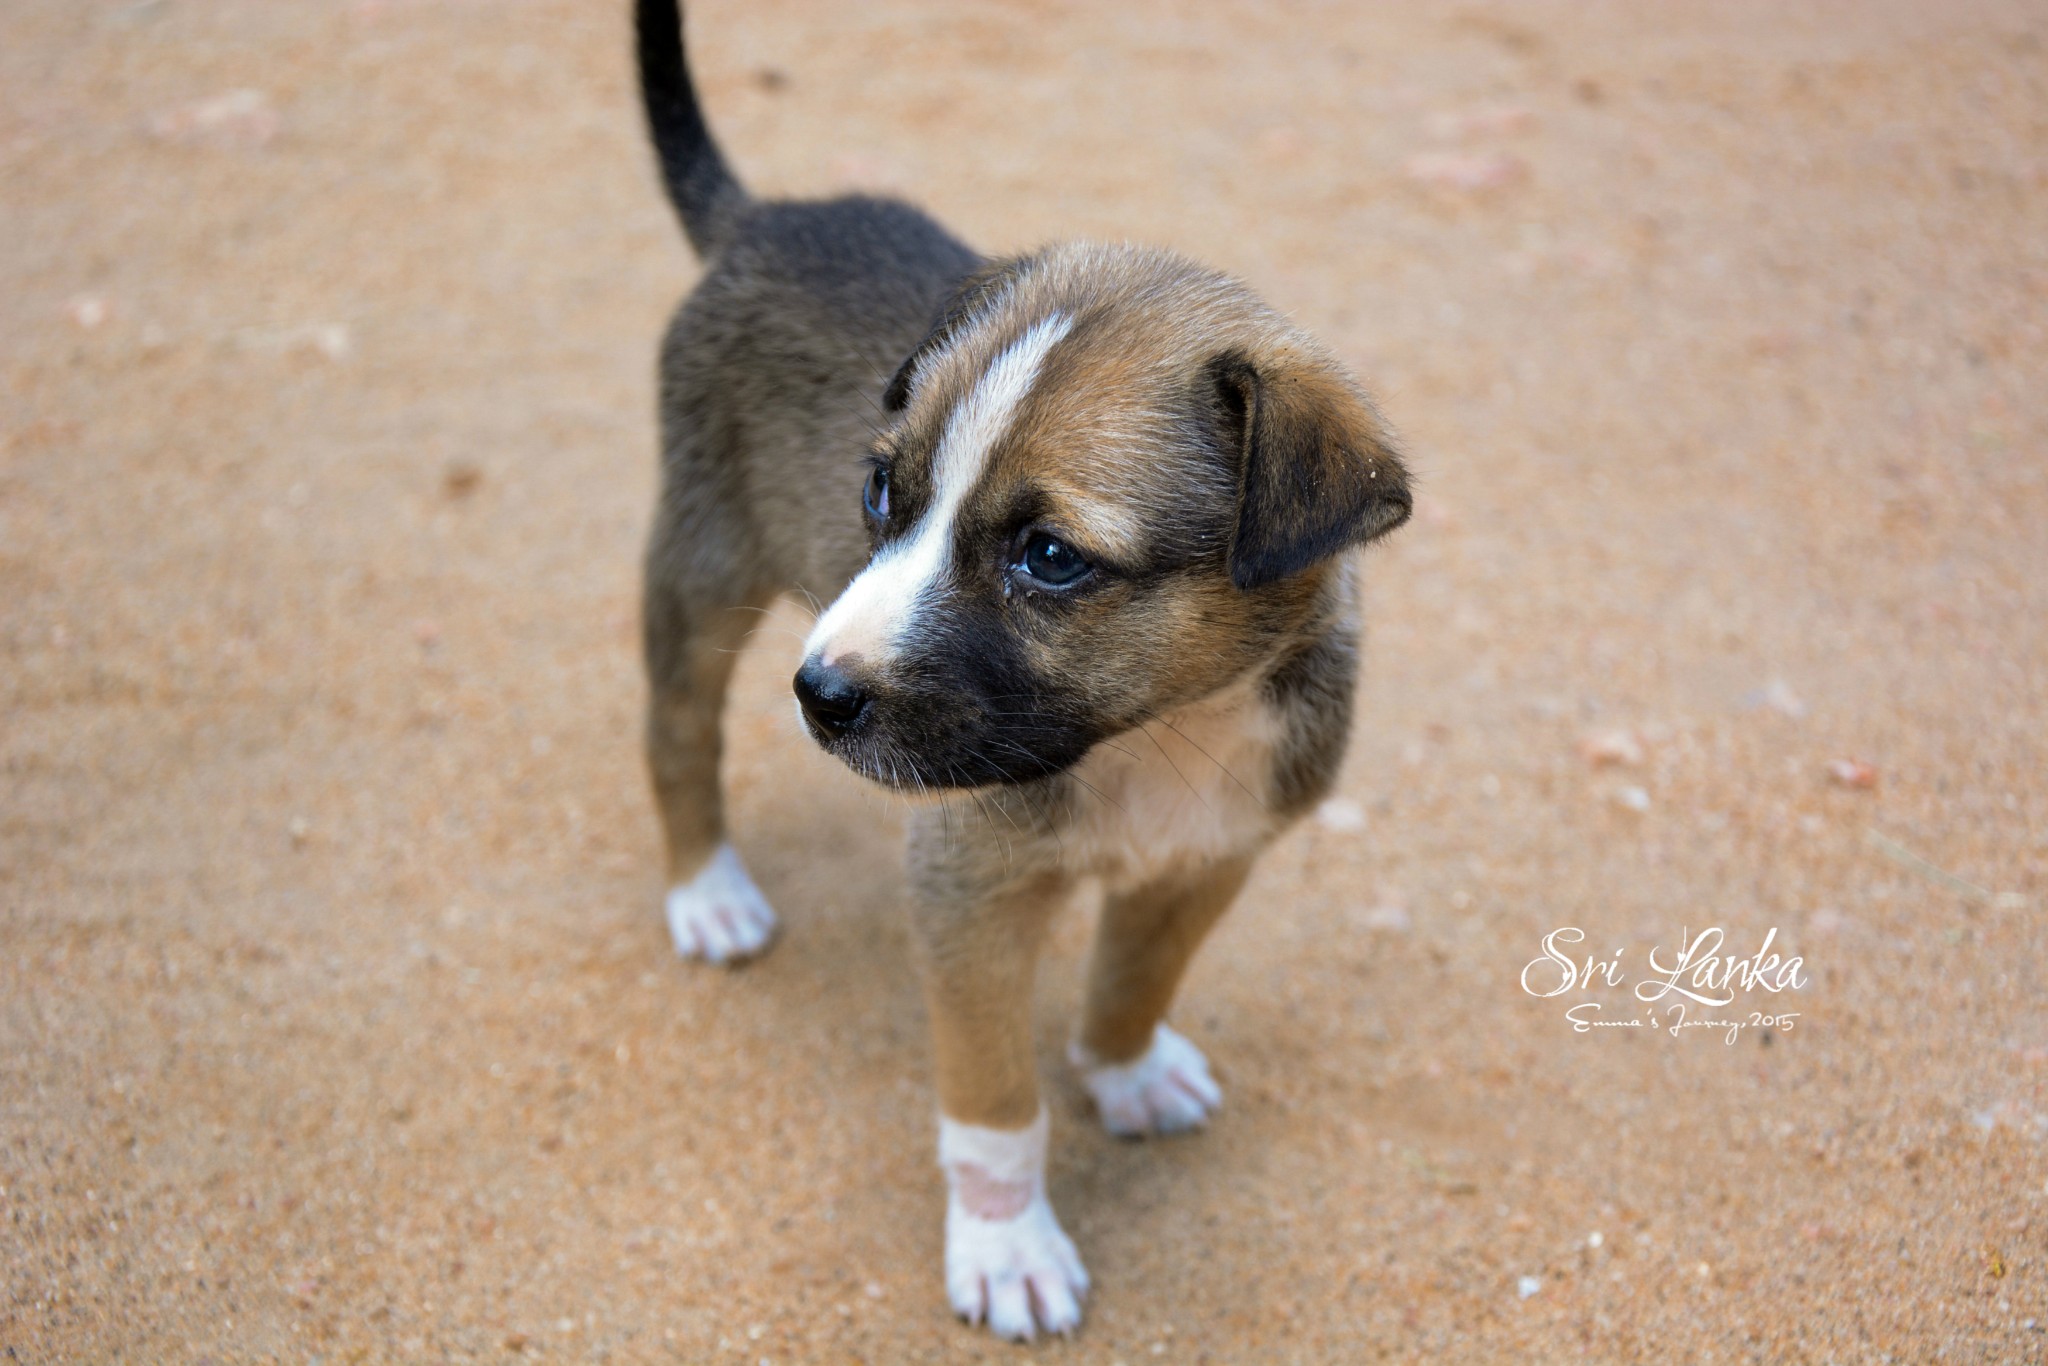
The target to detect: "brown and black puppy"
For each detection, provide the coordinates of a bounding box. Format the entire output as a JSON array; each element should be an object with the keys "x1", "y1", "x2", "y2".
[{"x1": 635, "y1": 0, "x2": 1410, "y2": 1339}]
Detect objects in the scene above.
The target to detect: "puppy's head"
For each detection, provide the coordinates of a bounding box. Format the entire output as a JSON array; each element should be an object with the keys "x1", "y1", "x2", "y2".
[{"x1": 795, "y1": 243, "x2": 1409, "y2": 789}]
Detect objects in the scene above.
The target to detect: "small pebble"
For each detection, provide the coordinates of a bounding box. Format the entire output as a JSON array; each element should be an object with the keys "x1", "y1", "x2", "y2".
[
  {"x1": 148, "y1": 88, "x2": 279, "y2": 148},
  {"x1": 1516, "y1": 1274, "x2": 1541, "y2": 1300},
  {"x1": 1827, "y1": 758, "x2": 1878, "y2": 789},
  {"x1": 1316, "y1": 797, "x2": 1367, "y2": 832},
  {"x1": 1579, "y1": 727, "x2": 1645, "y2": 767},
  {"x1": 1404, "y1": 151, "x2": 1527, "y2": 191},
  {"x1": 68, "y1": 296, "x2": 110, "y2": 330},
  {"x1": 1357, "y1": 904, "x2": 1412, "y2": 932},
  {"x1": 310, "y1": 323, "x2": 352, "y2": 361},
  {"x1": 1755, "y1": 679, "x2": 1808, "y2": 718},
  {"x1": 443, "y1": 461, "x2": 484, "y2": 498}
]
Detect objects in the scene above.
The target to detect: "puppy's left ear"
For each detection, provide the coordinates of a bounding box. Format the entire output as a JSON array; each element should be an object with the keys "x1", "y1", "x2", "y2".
[{"x1": 1208, "y1": 349, "x2": 1412, "y2": 591}]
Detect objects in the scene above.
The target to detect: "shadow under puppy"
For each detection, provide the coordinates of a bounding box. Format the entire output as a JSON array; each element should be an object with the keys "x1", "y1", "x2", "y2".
[{"x1": 636, "y1": 0, "x2": 1410, "y2": 1340}]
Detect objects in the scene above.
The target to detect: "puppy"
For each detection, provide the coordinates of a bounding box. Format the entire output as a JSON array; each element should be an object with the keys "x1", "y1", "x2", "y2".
[{"x1": 635, "y1": 0, "x2": 1410, "y2": 1339}]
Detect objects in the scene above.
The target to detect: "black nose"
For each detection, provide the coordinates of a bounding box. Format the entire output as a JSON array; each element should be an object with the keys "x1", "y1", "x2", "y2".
[{"x1": 793, "y1": 658, "x2": 871, "y2": 739}]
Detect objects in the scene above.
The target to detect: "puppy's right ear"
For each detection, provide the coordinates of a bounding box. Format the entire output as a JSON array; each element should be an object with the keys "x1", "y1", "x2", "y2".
[{"x1": 882, "y1": 255, "x2": 1034, "y2": 412}]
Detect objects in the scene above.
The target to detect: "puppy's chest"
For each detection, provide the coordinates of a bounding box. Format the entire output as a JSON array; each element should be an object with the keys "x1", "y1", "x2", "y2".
[{"x1": 1064, "y1": 681, "x2": 1282, "y2": 891}]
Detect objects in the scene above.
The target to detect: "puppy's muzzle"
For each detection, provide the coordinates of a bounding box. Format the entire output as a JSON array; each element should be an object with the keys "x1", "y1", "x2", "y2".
[{"x1": 793, "y1": 657, "x2": 871, "y2": 740}]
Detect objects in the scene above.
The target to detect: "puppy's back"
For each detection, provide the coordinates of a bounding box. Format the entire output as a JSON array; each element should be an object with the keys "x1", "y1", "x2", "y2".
[{"x1": 656, "y1": 196, "x2": 978, "y2": 597}]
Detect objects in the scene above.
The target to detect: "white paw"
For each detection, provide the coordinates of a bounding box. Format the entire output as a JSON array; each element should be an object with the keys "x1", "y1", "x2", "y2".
[
  {"x1": 663, "y1": 843, "x2": 778, "y2": 964},
  {"x1": 938, "y1": 1109, "x2": 1089, "y2": 1340},
  {"x1": 946, "y1": 1192, "x2": 1089, "y2": 1341},
  {"x1": 1070, "y1": 1023, "x2": 1222, "y2": 1137}
]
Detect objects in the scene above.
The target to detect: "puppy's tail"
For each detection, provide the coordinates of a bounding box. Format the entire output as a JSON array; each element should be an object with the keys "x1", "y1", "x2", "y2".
[{"x1": 636, "y1": 0, "x2": 747, "y2": 258}]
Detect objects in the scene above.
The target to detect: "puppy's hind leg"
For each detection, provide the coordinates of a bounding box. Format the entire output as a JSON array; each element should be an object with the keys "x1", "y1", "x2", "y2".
[
  {"x1": 1070, "y1": 855, "x2": 1254, "y2": 1137},
  {"x1": 643, "y1": 540, "x2": 777, "y2": 965}
]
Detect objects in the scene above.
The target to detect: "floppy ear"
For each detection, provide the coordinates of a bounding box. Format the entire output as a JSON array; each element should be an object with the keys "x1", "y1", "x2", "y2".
[
  {"x1": 1208, "y1": 349, "x2": 1412, "y2": 591},
  {"x1": 882, "y1": 255, "x2": 1036, "y2": 412}
]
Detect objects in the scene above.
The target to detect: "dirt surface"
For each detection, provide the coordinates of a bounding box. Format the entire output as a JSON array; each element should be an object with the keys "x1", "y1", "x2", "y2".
[{"x1": 5, "y1": 0, "x2": 2046, "y2": 1360}]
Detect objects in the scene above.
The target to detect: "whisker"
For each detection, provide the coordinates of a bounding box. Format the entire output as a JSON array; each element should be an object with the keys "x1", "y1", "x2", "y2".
[
  {"x1": 737, "y1": 625, "x2": 812, "y2": 648},
  {"x1": 1142, "y1": 707, "x2": 1265, "y2": 808},
  {"x1": 1134, "y1": 718, "x2": 1207, "y2": 811},
  {"x1": 786, "y1": 585, "x2": 826, "y2": 622},
  {"x1": 982, "y1": 735, "x2": 1124, "y2": 815}
]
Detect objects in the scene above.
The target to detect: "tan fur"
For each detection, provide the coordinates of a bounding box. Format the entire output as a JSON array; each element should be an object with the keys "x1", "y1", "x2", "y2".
[
  {"x1": 1065, "y1": 674, "x2": 1284, "y2": 892},
  {"x1": 901, "y1": 618, "x2": 1315, "y2": 1130},
  {"x1": 835, "y1": 254, "x2": 1398, "y2": 1171},
  {"x1": 1079, "y1": 853, "x2": 1257, "y2": 1064},
  {"x1": 637, "y1": 15, "x2": 1410, "y2": 1330},
  {"x1": 909, "y1": 871, "x2": 1067, "y2": 1130}
]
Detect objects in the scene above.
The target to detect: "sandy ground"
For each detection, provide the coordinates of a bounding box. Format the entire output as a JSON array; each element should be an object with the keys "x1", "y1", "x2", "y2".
[{"x1": 4, "y1": 0, "x2": 2046, "y2": 1360}]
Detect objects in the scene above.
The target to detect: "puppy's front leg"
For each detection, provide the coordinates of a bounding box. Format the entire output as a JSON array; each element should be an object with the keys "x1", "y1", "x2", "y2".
[
  {"x1": 1071, "y1": 854, "x2": 1254, "y2": 1137},
  {"x1": 908, "y1": 846, "x2": 1088, "y2": 1340}
]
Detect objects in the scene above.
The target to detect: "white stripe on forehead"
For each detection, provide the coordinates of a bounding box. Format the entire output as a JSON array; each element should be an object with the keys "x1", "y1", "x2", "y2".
[
  {"x1": 930, "y1": 310, "x2": 1074, "y2": 505},
  {"x1": 806, "y1": 311, "x2": 1074, "y2": 669}
]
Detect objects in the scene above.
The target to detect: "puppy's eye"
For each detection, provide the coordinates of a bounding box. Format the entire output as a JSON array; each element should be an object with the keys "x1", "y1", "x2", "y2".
[
  {"x1": 862, "y1": 464, "x2": 891, "y2": 521},
  {"x1": 1014, "y1": 532, "x2": 1092, "y2": 588}
]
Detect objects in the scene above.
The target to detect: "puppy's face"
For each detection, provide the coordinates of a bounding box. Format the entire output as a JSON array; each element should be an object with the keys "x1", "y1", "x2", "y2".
[{"x1": 795, "y1": 246, "x2": 1409, "y2": 790}]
